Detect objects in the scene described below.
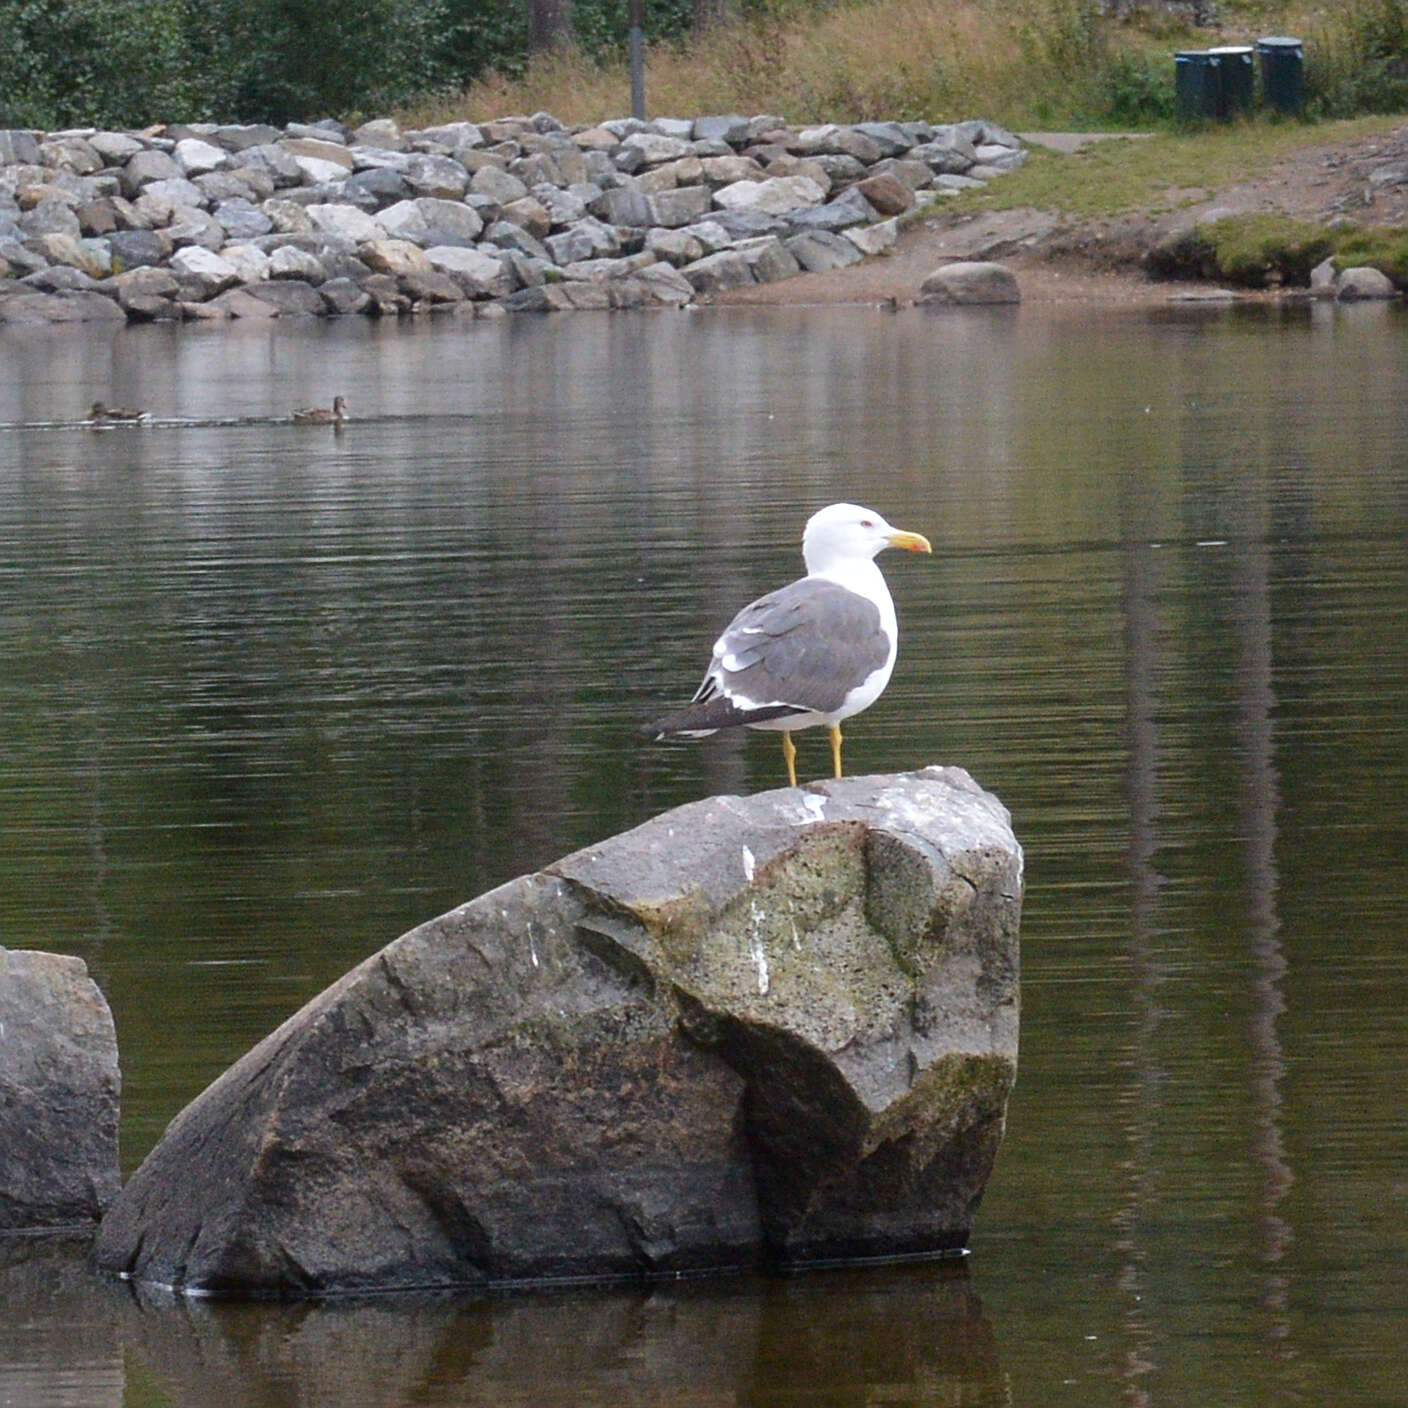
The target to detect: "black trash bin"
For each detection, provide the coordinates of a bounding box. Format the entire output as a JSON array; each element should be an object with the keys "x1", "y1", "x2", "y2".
[
  {"x1": 1210, "y1": 45, "x2": 1255, "y2": 117},
  {"x1": 1258, "y1": 35, "x2": 1305, "y2": 114},
  {"x1": 1176, "y1": 50, "x2": 1222, "y2": 121}
]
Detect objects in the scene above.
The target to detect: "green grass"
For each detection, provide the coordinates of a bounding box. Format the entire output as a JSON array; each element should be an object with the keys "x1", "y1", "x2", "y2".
[{"x1": 940, "y1": 115, "x2": 1405, "y2": 222}]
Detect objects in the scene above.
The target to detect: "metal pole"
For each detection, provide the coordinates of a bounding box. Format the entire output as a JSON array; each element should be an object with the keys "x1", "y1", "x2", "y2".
[{"x1": 628, "y1": 0, "x2": 645, "y2": 120}]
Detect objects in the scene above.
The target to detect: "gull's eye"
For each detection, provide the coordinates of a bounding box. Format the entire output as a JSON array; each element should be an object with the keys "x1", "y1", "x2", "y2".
[{"x1": 860, "y1": 519, "x2": 875, "y2": 528}]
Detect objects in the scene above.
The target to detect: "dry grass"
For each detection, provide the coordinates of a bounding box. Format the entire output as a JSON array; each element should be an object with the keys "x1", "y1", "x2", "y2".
[
  {"x1": 400, "y1": 0, "x2": 1408, "y2": 131},
  {"x1": 402, "y1": 0, "x2": 1045, "y2": 129}
]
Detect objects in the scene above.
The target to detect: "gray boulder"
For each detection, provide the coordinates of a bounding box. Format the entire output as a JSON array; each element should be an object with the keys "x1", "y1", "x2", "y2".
[
  {"x1": 1336, "y1": 265, "x2": 1398, "y2": 300},
  {"x1": 917, "y1": 261, "x2": 1021, "y2": 305},
  {"x1": 0, "y1": 130, "x2": 43, "y2": 165},
  {"x1": 1, "y1": 947, "x2": 121, "y2": 1229},
  {"x1": 785, "y1": 228, "x2": 864, "y2": 272},
  {"x1": 93, "y1": 767, "x2": 1020, "y2": 1295}
]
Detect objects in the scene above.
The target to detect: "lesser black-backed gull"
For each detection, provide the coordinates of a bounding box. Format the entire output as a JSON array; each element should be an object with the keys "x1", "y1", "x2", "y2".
[{"x1": 647, "y1": 502, "x2": 932, "y2": 786}]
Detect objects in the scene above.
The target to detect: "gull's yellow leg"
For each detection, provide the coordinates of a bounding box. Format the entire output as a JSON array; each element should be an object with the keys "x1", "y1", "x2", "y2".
[
  {"x1": 830, "y1": 723, "x2": 844, "y2": 779},
  {"x1": 782, "y1": 731, "x2": 797, "y2": 787}
]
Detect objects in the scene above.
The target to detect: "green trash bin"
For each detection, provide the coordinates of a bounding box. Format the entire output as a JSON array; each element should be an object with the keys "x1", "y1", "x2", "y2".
[
  {"x1": 1209, "y1": 45, "x2": 1255, "y2": 118},
  {"x1": 1176, "y1": 50, "x2": 1221, "y2": 121},
  {"x1": 1258, "y1": 35, "x2": 1305, "y2": 114}
]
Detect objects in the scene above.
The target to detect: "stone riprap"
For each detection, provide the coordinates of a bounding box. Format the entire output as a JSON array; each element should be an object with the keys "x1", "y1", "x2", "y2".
[
  {"x1": 94, "y1": 766, "x2": 1021, "y2": 1296},
  {"x1": 0, "y1": 947, "x2": 121, "y2": 1229},
  {"x1": 0, "y1": 114, "x2": 1026, "y2": 324}
]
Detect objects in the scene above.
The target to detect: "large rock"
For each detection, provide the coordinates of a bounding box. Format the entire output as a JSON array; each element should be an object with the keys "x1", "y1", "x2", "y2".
[
  {"x1": 94, "y1": 767, "x2": 1020, "y2": 1295},
  {"x1": 0, "y1": 947, "x2": 121, "y2": 1228},
  {"x1": 917, "y1": 261, "x2": 1021, "y2": 305},
  {"x1": 1335, "y1": 265, "x2": 1398, "y2": 300}
]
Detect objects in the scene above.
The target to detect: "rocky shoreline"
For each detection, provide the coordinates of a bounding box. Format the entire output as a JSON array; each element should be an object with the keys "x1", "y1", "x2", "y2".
[{"x1": 0, "y1": 113, "x2": 1027, "y2": 326}]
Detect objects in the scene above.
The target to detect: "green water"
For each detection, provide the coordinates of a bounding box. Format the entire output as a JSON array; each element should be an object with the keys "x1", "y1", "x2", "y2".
[{"x1": 1, "y1": 302, "x2": 1404, "y2": 1406}]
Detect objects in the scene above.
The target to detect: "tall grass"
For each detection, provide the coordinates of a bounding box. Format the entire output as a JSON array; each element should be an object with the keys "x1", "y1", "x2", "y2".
[{"x1": 404, "y1": 0, "x2": 1408, "y2": 131}]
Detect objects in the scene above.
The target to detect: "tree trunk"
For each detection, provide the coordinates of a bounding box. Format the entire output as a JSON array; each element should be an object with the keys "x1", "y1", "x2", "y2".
[{"x1": 526, "y1": 0, "x2": 574, "y2": 51}]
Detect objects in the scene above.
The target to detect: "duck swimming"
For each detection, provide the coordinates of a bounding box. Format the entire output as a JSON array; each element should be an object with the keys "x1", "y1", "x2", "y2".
[
  {"x1": 292, "y1": 396, "x2": 348, "y2": 424},
  {"x1": 87, "y1": 401, "x2": 149, "y2": 423}
]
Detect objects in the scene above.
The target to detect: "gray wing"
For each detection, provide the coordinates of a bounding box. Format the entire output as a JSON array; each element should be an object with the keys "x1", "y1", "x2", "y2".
[{"x1": 696, "y1": 577, "x2": 888, "y2": 715}]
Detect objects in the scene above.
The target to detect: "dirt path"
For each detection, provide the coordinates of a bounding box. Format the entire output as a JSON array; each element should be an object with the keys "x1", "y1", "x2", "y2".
[{"x1": 715, "y1": 120, "x2": 1408, "y2": 309}]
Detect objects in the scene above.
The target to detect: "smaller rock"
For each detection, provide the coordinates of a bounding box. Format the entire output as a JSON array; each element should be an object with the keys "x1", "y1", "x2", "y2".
[
  {"x1": 0, "y1": 948, "x2": 121, "y2": 1229},
  {"x1": 713, "y1": 176, "x2": 826, "y2": 215},
  {"x1": 244, "y1": 279, "x2": 326, "y2": 314},
  {"x1": 647, "y1": 185, "x2": 713, "y2": 228},
  {"x1": 917, "y1": 260, "x2": 1020, "y2": 305},
  {"x1": 106, "y1": 228, "x2": 167, "y2": 271},
  {"x1": 591, "y1": 185, "x2": 652, "y2": 227},
  {"x1": 1336, "y1": 265, "x2": 1397, "y2": 300},
  {"x1": 844, "y1": 218, "x2": 899, "y2": 256},
  {"x1": 319, "y1": 276, "x2": 373, "y2": 315},
  {"x1": 267, "y1": 245, "x2": 327, "y2": 282},
  {"x1": 173, "y1": 138, "x2": 228, "y2": 176},
  {"x1": 306, "y1": 203, "x2": 382, "y2": 244},
  {"x1": 632, "y1": 260, "x2": 696, "y2": 305},
  {"x1": 693, "y1": 114, "x2": 750, "y2": 145},
  {"x1": 785, "y1": 229, "x2": 864, "y2": 273},
  {"x1": 170, "y1": 245, "x2": 239, "y2": 297},
  {"x1": 681, "y1": 247, "x2": 756, "y2": 294},
  {"x1": 205, "y1": 286, "x2": 282, "y2": 317},
  {"x1": 233, "y1": 144, "x2": 304, "y2": 188},
  {"x1": 470, "y1": 165, "x2": 529, "y2": 205},
  {"x1": 358, "y1": 239, "x2": 433, "y2": 278},
  {"x1": 1310, "y1": 256, "x2": 1337, "y2": 297},
  {"x1": 340, "y1": 167, "x2": 413, "y2": 211},
  {"x1": 120, "y1": 148, "x2": 183, "y2": 196},
  {"x1": 214, "y1": 198, "x2": 273, "y2": 240},
  {"x1": 855, "y1": 172, "x2": 914, "y2": 216},
  {"x1": 545, "y1": 217, "x2": 620, "y2": 265},
  {"x1": 353, "y1": 118, "x2": 405, "y2": 151},
  {"x1": 621, "y1": 132, "x2": 694, "y2": 167},
  {"x1": 220, "y1": 243, "x2": 272, "y2": 283},
  {"x1": 734, "y1": 235, "x2": 802, "y2": 283},
  {"x1": 424, "y1": 245, "x2": 515, "y2": 298}
]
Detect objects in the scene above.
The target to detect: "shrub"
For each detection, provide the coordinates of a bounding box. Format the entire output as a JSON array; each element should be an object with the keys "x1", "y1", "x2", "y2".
[{"x1": 1205, "y1": 214, "x2": 1335, "y2": 286}]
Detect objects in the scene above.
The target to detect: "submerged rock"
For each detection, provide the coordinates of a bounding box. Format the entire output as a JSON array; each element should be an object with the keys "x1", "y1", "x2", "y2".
[
  {"x1": 0, "y1": 948, "x2": 121, "y2": 1229},
  {"x1": 95, "y1": 766, "x2": 1021, "y2": 1296}
]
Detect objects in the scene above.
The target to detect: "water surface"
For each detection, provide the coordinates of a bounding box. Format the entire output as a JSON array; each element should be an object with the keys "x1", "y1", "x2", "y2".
[{"x1": 1, "y1": 301, "x2": 1404, "y2": 1406}]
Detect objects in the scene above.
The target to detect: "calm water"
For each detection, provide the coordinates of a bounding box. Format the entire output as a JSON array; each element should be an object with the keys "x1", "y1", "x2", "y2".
[{"x1": 0, "y1": 301, "x2": 1404, "y2": 1407}]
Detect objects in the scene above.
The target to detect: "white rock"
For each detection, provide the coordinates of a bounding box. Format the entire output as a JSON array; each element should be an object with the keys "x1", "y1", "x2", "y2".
[
  {"x1": 293, "y1": 155, "x2": 350, "y2": 185},
  {"x1": 622, "y1": 132, "x2": 694, "y2": 165},
  {"x1": 424, "y1": 245, "x2": 515, "y2": 297},
  {"x1": 306, "y1": 203, "x2": 382, "y2": 244},
  {"x1": 170, "y1": 245, "x2": 239, "y2": 294},
  {"x1": 219, "y1": 244, "x2": 272, "y2": 283},
  {"x1": 173, "y1": 138, "x2": 228, "y2": 176},
  {"x1": 267, "y1": 245, "x2": 326, "y2": 282},
  {"x1": 844, "y1": 218, "x2": 899, "y2": 256},
  {"x1": 713, "y1": 176, "x2": 826, "y2": 215},
  {"x1": 375, "y1": 200, "x2": 429, "y2": 241}
]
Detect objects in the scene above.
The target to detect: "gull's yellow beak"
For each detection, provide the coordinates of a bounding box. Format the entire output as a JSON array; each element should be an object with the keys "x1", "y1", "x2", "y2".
[{"x1": 886, "y1": 529, "x2": 932, "y2": 554}]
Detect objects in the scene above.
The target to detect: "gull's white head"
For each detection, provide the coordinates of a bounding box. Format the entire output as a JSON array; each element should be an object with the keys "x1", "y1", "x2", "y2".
[{"x1": 801, "y1": 502, "x2": 932, "y2": 575}]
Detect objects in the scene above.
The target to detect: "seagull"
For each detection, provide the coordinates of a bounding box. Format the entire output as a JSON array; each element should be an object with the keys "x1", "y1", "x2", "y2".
[
  {"x1": 646, "y1": 502, "x2": 932, "y2": 787},
  {"x1": 292, "y1": 396, "x2": 348, "y2": 424},
  {"x1": 87, "y1": 401, "x2": 149, "y2": 423}
]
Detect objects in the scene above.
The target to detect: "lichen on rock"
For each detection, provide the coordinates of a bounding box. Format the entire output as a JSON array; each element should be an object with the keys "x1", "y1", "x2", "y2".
[{"x1": 95, "y1": 765, "x2": 1021, "y2": 1295}]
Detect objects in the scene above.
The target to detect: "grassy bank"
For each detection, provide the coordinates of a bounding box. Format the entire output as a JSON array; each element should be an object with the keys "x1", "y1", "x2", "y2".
[
  {"x1": 942, "y1": 114, "x2": 1404, "y2": 221},
  {"x1": 405, "y1": 0, "x2": 1408, "y2": 131}
]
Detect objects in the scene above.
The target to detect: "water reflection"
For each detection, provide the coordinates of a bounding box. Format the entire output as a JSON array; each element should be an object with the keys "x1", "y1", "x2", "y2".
[
  {"x1": 1, "y1": 303, "x2": 1405, "y2": 1407},
  {"x1": 2, "y1": 1236, "x2": 1005, "y2": 1408}
]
